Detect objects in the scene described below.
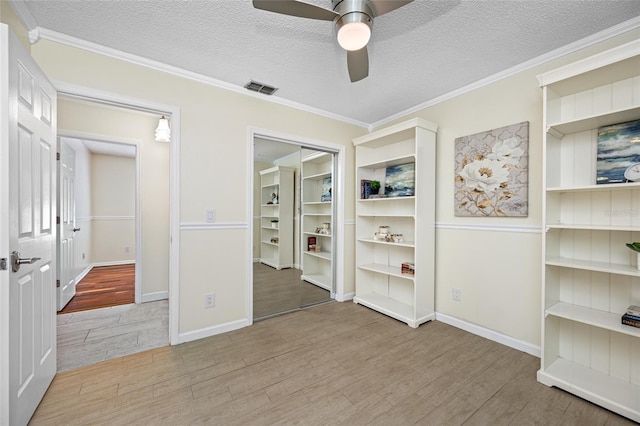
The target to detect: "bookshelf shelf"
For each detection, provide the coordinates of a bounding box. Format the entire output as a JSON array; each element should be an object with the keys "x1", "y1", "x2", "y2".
[
  {"x1": 538, "y1": 40, "x2": 640, "y2": 421},
  {"x1": 353, "y1": 118, "x2": 436, "y2": 328},
  {"x1": 259, "y1": 166, "x2": 294, "y2": 270},
  {"x1": 300, "y1": 150, "x2": 334, "y2": 292}
]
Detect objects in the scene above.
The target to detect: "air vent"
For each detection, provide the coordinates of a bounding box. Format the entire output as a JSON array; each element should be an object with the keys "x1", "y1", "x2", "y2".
[{"x1": 244, "y1": 80, "x2": 278, "y2": 95}]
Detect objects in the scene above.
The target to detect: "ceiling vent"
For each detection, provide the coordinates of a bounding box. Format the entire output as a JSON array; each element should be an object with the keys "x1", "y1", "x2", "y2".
[{"x1": 244, "y1": 80, "x2": 278, "y2": 95}]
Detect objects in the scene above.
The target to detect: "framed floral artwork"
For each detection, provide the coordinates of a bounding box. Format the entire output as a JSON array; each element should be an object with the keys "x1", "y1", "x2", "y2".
[{"x1": 454, "y1": 121, "x2": 529, "y2": 217}]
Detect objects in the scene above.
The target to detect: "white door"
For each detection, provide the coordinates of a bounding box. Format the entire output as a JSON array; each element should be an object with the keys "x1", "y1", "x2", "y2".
[
  {"x1": 57, "y1": 140, "x2": 76, "y2": 310},
  {"x1": 0, "y1": 25, "x2": 57, "y2": 425}
]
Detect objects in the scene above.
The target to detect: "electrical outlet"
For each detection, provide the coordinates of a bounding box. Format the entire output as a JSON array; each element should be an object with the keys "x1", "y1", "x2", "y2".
[
  {"x1": 452, "y1": 288, "x2": 462, "y2": 302},
  {"x1": 204, "y1": 292, "x2": 215, "y2": 308}
]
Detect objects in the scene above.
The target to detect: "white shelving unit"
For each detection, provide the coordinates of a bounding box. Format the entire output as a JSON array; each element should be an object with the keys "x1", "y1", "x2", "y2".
[
  {"x1": 300, "y1": 150, "x2": 333, "y2": 291},
  {"x1": 538, "y1": 40, "x2": 640, "y2": 422},
  {"x1": 259, "y1": 166, "x2": 294, "y2": 270},
  {"x1": 352, "y1": 118, "x2": 437, "y2": 328}
]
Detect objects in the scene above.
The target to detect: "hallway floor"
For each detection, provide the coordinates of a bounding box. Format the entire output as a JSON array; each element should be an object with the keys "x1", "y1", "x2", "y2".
[{"x1": 57, "y1": 300, "x2": 169, "y2": 372}]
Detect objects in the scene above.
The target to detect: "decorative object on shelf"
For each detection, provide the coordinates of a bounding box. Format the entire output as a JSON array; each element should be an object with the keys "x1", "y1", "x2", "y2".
[
  {"x1": 401, "y1": 262, "x2": 415, "y2": 275},
  {"x1": 454, "y1": 121, "x2": 529, "y2": 217},
  {"x1": 321, "y1": 177, "x2": 332, "y2": 202},
  {"x1": 384, "y1": 163, "x2": 415, "y2": 197},
  {"x1": 369, "y1": 180, "x2": 381, "y2": 196},
  {"x1": 271, "y1": 219, "x2": 278, "y2": 228},
  {"x1": 596, "y1": 119, "x2": 640, "y2": 184},
  {"x1": 270, "y1": 237, "x2": 279, "y2": 244},
  {"x1": 271, "y1": 192, "x2": 279, "y2": 204},
  {"x1": 625, "y1": 242, "x2": 640, "y2": 270},
  {"x1": 379, "y1": 225, "x2": 390, "y2": 234},
  {"x1": 392, "y1": 234, "x2": 404, "y2": 243},
  {"x1": 624, "y1": 162, "x2": 640, "y2": 182}
]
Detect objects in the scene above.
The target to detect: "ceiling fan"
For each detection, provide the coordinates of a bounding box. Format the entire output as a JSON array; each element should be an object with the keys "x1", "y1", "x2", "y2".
[{"x1": 253, "y1": 0, "x2": 414, "y2": 82}]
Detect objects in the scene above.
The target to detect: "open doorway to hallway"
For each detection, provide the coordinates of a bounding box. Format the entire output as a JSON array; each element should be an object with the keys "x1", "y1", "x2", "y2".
[{"x1": 55, "y1": 95, "x2": 171, "y2": 371}]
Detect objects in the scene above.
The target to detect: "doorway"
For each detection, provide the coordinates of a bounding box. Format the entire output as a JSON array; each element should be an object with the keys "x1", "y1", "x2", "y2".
[
  {"x1": 57, "y1": 136, "x2": 138, "y2": 314},
  {"x1": 252, "y1": 136, "x2": 340, "y2": 320},
  {"x1": 54, "y1": 95, "x2": 172, "y2": 370}
]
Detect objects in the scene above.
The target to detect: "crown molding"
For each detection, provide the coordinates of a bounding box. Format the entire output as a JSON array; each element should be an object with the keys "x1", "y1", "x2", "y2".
[
  {"x1": 7, "y1": 0, "x2": 37, "y2": 32},
  {"x1": 369, "y1": 15, "x2": 640, "y2": 130},
  {"x1": 34, "y1": 28, "x2": 369, "y2": 129}
]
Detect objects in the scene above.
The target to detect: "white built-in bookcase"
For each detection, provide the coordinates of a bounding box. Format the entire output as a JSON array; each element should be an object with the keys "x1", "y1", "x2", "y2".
[
  {"x1": 538, "y1": 40, "x2": 640, "y2": 422},
  {"x1": 300, "y1": 150, "x2": 334, "y2": 291},
  {"x1": 352, "y1": 118, "x2": 437, "y2": 328},
  {"x1": 259, "y1": 166, "x2": 294, "y2": 270}
]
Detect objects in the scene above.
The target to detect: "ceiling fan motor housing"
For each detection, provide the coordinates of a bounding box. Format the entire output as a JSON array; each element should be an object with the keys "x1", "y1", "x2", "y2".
[{"x1": 333, "y1": 0, "x2": 374, "y2": 26}]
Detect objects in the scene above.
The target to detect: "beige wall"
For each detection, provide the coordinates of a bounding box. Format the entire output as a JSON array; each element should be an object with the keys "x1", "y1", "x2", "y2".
[
  {"x1": 0, "y1": 3, "x2": 29, "y2": 50},
  {"x1": 32, "y1": 40, "x2": 364, "y2": 335},
  {"x1": 91, "y1": 153, "x2": 136, "y2": 263},
  {"x1": 57, "y1": 98, "x2": 170, "y2": 298},
  {"x1": 31, "y1": 25, "x2": 639, "y2": 348},
  {"x1": 377, "y1": 28, "x2": 640, "y2": 347}
]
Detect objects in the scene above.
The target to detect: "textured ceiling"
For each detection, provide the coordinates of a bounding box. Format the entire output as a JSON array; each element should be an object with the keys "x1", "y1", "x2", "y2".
[{"x1": 19, "y1": 0, "x2": 640, "y2": 125}]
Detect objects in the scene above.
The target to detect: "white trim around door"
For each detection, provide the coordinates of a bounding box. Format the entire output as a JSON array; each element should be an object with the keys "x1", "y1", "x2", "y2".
[{"x1": 247, "y1": 127, "x2": 346, "y2": 324}]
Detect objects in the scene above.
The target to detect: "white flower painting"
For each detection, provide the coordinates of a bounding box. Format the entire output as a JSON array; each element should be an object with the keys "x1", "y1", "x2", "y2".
[{"x1": 455, "y1": 122, "x2": 529, "y2": 217}]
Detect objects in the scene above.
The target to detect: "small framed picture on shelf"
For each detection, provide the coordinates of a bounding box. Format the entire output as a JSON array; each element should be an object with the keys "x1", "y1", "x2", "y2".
[{"x1": 321, "y1": 177, "x2": 332, "y2": 202}]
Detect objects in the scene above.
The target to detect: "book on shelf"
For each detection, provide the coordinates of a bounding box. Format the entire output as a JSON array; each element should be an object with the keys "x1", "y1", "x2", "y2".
[
  {"x1": 360, "y1": 179, "x2": 373, "y2": 200},
  {"x1": 307, "y1": 236, "x2": 316, "y2": 251},
  {"x1": 621, "y1": 313, "x2": 640, "y2": 328},
  {"x1": 401, "y1": 262, "x2": 415, "y2": 275}
]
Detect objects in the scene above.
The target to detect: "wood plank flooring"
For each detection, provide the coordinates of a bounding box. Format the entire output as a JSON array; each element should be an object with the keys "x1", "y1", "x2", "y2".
[
  {"x1": 59, "y1": 265, "x2": 135, "y2": 314},
  {"x1": 253, "y1": 263, "x2": 330, "y2": 320},
  {"x1": 31, "y1": 302, "x2": 635, "y2": 425}
]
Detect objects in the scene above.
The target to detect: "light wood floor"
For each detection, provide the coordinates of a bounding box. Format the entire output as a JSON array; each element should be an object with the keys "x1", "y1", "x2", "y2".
[
  {"x1": 253, "y1": 263, "x2": 330, "y2": 320},
  {"x1": 30, "y1": 302, "x2": 634, "y2": 425}
]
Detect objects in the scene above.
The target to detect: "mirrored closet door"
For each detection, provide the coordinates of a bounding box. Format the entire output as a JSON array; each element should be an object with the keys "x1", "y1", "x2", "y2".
[{"x1": 253, "y1": 139, "x2": 335, "y2": 320}]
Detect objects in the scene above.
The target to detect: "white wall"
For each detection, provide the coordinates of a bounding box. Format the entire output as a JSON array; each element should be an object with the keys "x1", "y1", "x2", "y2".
[{"x1": 91, "y1": 153, "x2": 136, "y2": 263}]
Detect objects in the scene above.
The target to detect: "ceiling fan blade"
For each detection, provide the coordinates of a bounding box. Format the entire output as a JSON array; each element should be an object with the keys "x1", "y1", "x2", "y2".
[
  {"x1": 367, "y1": 0, "x2": 414, "y2": 17},
  {"x1": 253, "y1": 0, "x2": 339, "y2": 21},
  {"x1": 347, "y1": 47, "x2": 369, "y2": 82}
]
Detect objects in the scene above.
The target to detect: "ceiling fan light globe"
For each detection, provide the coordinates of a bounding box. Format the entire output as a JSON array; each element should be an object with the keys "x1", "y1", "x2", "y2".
[{"x1": 337, "y1": 21, "x2": 371, "y2": 51}]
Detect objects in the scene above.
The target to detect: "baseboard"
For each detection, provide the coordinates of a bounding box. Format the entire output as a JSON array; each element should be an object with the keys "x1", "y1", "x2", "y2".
[
  {"x1": 335, "y1": 291, "x2": 355, "y2": 302},
  {"x1": 435, "y1": 312, "x2": 541, "y2": 358},
  {"x1": 177, "y1": 318, "x2": 251, "y2": 344},
  {"x1": 141, "y1": 291, "x2": 168, "y2": 303},
  {"x1": 75, "y1": 264, "x2": 93, "y2": 283}
]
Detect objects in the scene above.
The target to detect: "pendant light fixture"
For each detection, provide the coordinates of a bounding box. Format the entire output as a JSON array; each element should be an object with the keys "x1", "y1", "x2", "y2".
[{"x1": 155, "y1": 115, "x2": 171, "y2": 142}]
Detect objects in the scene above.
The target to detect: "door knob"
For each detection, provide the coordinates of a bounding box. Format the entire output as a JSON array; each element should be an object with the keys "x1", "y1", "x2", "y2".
[
  {"x1": 73, "y1": 227, "x2": 81, "y2": 232},
  {"x1": 11, "y1": 251, "x2": 41, "y2": 273}
]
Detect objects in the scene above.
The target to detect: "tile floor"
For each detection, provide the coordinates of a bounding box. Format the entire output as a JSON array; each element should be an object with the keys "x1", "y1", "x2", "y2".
[{"x1": 56, "y1": 300, "x2": 169, "y2": 372}]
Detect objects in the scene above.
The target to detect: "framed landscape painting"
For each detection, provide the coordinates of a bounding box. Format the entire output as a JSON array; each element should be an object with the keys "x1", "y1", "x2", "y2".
[{"x1": 596, "y1": 119, "x2": 640, "y2": 184}]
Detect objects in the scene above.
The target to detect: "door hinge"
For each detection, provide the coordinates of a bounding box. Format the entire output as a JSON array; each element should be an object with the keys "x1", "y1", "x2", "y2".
[
  {"x1": 56, "y1": 279, "x2": 60, "y2": 288},
  {"x1": 56, "y1": 152, "x2": 60, "y2": 161},
  {"x1": 0, "y1": 258, "x2": 7, "y2": 271}
]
